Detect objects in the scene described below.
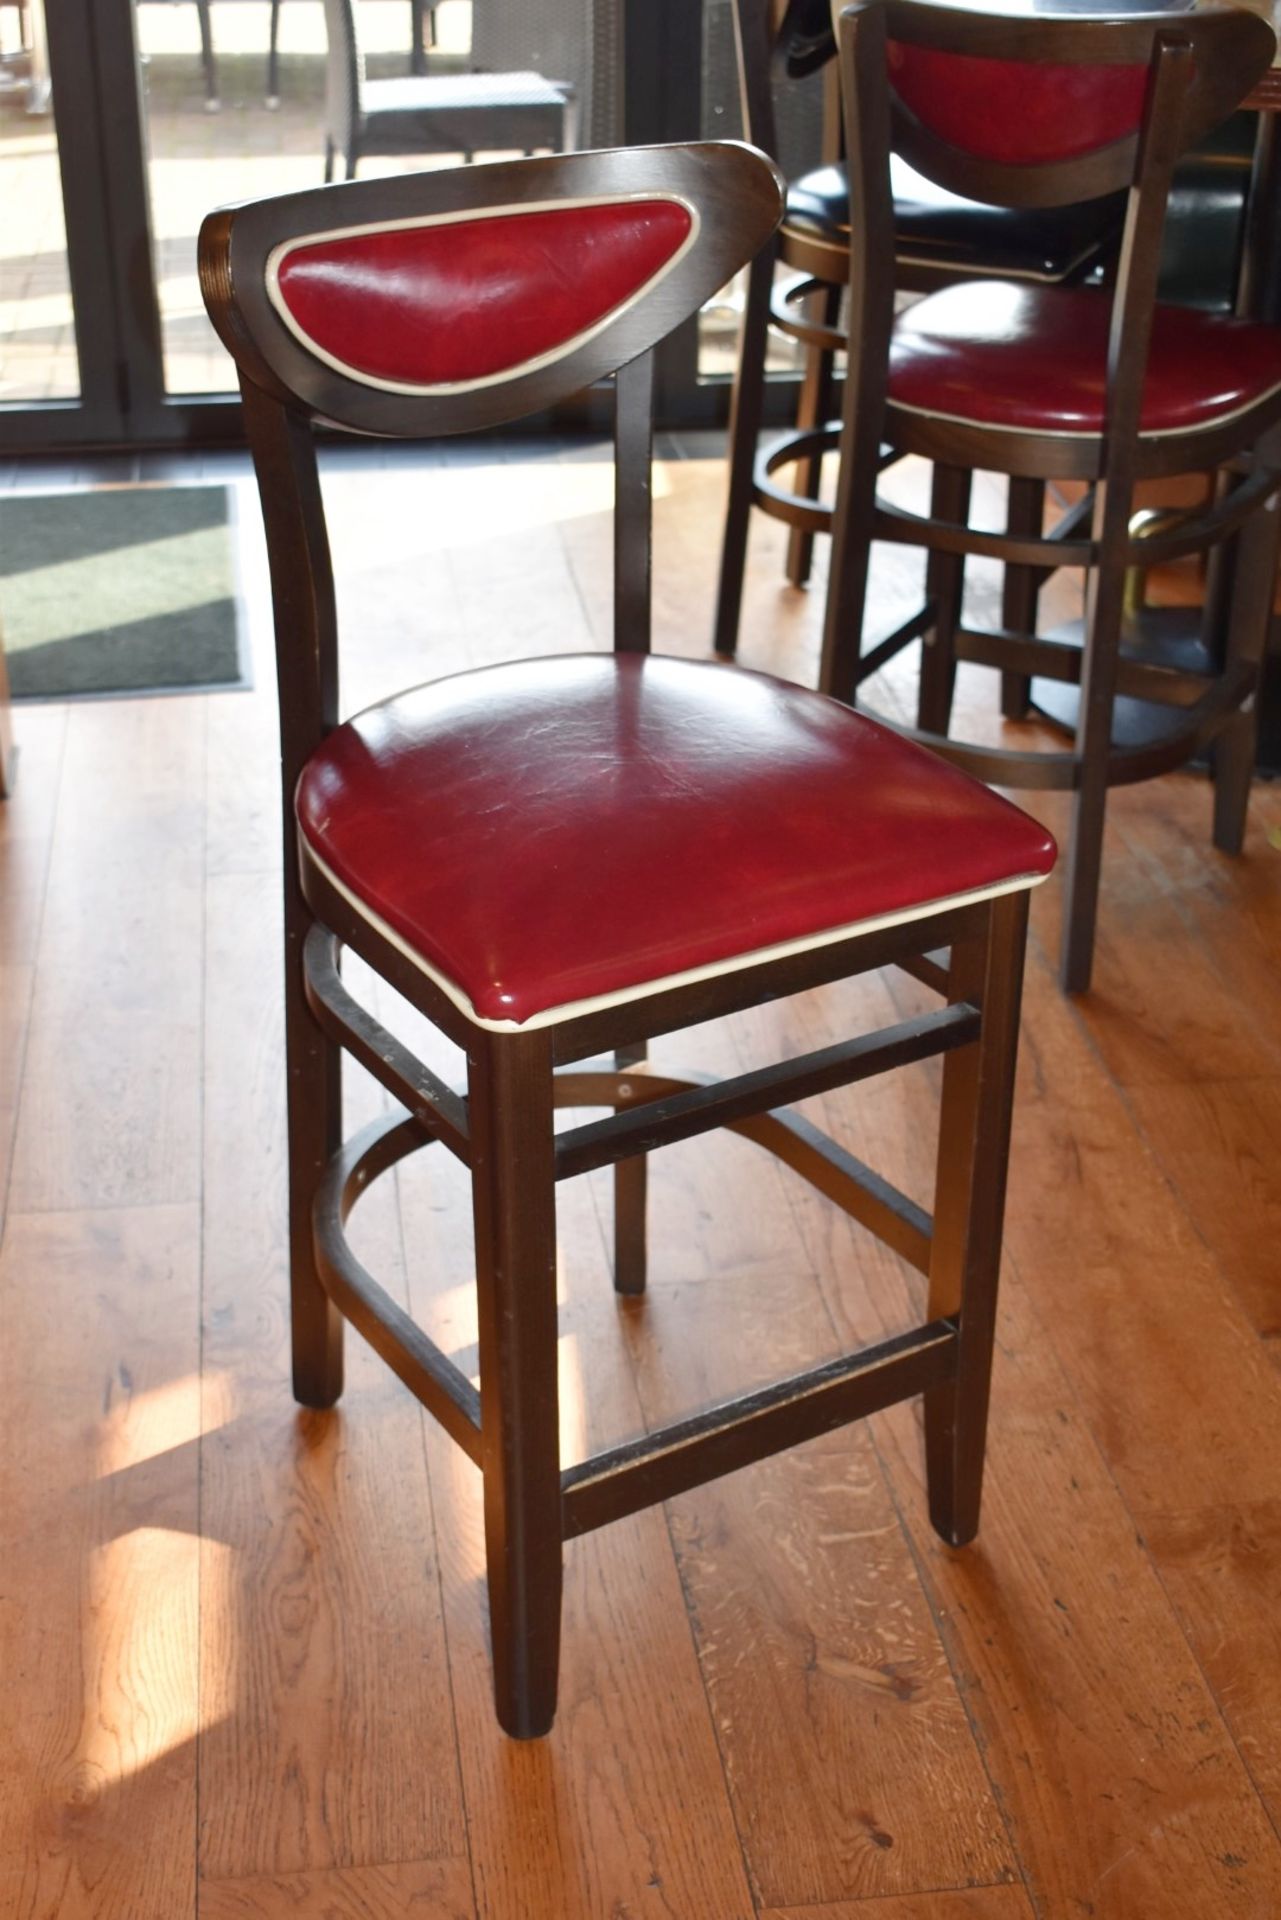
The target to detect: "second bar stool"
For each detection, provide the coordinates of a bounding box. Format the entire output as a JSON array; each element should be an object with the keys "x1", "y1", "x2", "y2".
[
  {"x1": 713, "y1": 0, "x2": 1129, "y2": 662},
  {"x1": 821, "y1": 0, "x2": 1281, "y2": 994}
]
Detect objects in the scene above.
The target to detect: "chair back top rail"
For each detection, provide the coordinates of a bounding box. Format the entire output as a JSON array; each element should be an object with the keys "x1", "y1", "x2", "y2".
[{"x1": 199, "y1": 142, "x2": 784, "y2": 439}]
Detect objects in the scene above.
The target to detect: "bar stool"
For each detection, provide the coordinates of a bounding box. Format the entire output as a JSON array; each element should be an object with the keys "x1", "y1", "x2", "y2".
[
  {"x1": 713, "y1": 0, "x2": 1129, "y2": 662},
  {"x1": 822, "y1": 0, "x2": 1281, "y2": 995},
  {"x1": 199, "y1": 141, "x2": 1055, "y2": 1737}
]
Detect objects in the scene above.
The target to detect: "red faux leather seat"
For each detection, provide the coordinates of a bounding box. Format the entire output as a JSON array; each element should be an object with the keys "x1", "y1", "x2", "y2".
[
  {"x1": 889, "y1": 283, "x2": 1281, "y2": 438},
  {"x1": 297, "y1": 653, "x2": 1055, "y2": 1027}
]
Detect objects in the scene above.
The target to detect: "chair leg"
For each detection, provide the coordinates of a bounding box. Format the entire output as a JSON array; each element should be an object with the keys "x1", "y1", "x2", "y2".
[
  {"x1": 785, "y1": 281, "x2": 842, "y2": 589},
  {"x1": 266, "y1": 0, "x2": 282, "y2": 104},
  {"x1": 323, "y1": 138, "x2": 336, "y2": 183},
  {"x1": 918, "y1": 464, "x2": 972, "y2": 737},
  {"x1": 1000, "y1": 476, "x2": 1045, "y2": 720},
  {"x1": 713, "y1": 246, "x2": 774, "y2": 659},
  {"x1": 410, "y1": 0, "x2": 428, "y2": 75},
  {"x1": 1060, "y1": 512, "x2": 1130, "y2": 994},
  {"x1": 195, "y1": 0, "x2": 218, "y2": 108},
  {"x1": 1214, "y1": 709, "x2": 1260, "y2": 855},
  {"x1": 1062, "y1": 762, "x2": 1111, "y2": 995},
  {"x1": 469, "y1": 1029, "x2": 563, "y2": 1740},
  {"x1": 924, "y1": 890, "x2": 1029, "y2": 1546},
  {"x1": 818, "y1": 348, "x2": 886, "y2": 705},
  {"x1": 284, "y1": 903, "x2": 344, "y2": 1409},
  {"x1": 1213, "y1": 477, "x2": 1281, "y2": 854},
  {"x1": 612, "y1": 1041, "x2": 647, "y2": 1296}
]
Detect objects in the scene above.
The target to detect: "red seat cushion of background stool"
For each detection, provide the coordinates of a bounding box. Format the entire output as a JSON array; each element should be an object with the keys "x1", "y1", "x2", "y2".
[
  {"x1": 889, "y1": 282, "x2": 1281, "y2": 436},
  {"x1": 296, "y1": 655, "x2": 1056, "y2": 1026}
]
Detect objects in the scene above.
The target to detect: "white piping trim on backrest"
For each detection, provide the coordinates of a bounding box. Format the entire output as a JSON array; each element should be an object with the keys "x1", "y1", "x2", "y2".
[
  {"x1": 301, "y1": 837, "x2": 1050, "y2": 1035},
  {"x1": 264, "y1": 191, "x2": 701, "y2": 396}
]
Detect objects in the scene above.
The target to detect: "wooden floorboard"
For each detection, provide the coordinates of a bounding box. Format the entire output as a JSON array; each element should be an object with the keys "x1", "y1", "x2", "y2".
[
  {"x1": 761, "y1": 1893, "x2": 1036, "y2": 1920},
  {"x1": 393, "y1": 1106, "x2": 759, "y2": 1920},
  {"x1": 604, "y1": 1022, "x2": 1015, "y2": 1910},
  {"x1": 721, "y1": 970, "x2": 1281, "y2": 1918},
  {"x1": 7, "y1": 696, "x2": 206, "y2": 1214},
  {"x1": 0, "y1": 449, "x2": 1278, "y2": 1916},
  {"x1": 0, "y1": 1203, "x2": 202, "y2": 1920},
  {"x1": 196, "y1": 871, "x2": 471, "y2": 1889},
  {"x1": 197, "y1": 1859, "x2": 475, "y2": 1919},
  {"x1": 0, "y1": 704, "x2": 65, "y2": 1214}
]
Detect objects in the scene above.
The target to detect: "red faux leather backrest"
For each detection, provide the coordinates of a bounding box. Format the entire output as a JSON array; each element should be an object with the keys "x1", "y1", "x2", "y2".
[
  {"x1": 201, "y1": 143, "x2": 785, "y2": 436},
  {"x1": 873, "y1": 0, "x2": 1274, "y2": 208},
  {"x1": 270, "y1": 198, "x2": 695, "y2": 392},
  {"x1": 885, "y1": 42, "x2": 1147, "y2": 167}
]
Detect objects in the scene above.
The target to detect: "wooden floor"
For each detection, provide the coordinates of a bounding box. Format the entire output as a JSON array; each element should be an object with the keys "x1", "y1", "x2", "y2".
[{"x1": 1, "y1": 442, "x2": 1279, "y2": 1920}]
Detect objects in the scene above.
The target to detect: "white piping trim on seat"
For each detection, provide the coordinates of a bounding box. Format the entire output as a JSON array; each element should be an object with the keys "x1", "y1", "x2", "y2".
[
  {"x1": 264, "y1": 192, "x2": 700, "y2": 397},
  {"x1": 888, "y1": 375, "x2": 1281, "y2": 442},
  {"x1": 302, "y1": 838, "x2": 1051, "y2": 1035}
]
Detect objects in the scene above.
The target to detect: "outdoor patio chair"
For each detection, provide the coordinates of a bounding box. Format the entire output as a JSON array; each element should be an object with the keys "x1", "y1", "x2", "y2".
[{"x1": 322, "y1": 0, "x2": 575, "y2": 179}]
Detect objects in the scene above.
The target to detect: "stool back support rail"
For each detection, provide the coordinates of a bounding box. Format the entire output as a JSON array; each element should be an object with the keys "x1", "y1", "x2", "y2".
[
  {"x1": 199, "y1": 140, "x2": 1052, "y2": 1736},
  {"x1": 822, "y1": 0, "x2": 1281, "y2": 994}
]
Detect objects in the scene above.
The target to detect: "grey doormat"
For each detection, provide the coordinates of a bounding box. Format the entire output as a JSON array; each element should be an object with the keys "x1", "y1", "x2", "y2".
[{"x1": 0, "y1": 485, "x2": 248, "y2": 700}]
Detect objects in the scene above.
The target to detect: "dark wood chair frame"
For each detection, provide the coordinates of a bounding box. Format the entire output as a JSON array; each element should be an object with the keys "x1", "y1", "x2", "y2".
[
  {"x1": 822, "y1": 0, "x2": 1281, "y2": 995},
  {"x1": 713, "y1": 0, "x2": 1125, "y2": 664},
  {"x1": 200, "y1": 142, "x2": 1034, "y2": 1738}
]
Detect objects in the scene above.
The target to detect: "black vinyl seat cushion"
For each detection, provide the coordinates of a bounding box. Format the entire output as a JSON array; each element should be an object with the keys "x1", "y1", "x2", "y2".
[{"x1": 786, "y1": 160, "x2": 1129, "y2": 284}]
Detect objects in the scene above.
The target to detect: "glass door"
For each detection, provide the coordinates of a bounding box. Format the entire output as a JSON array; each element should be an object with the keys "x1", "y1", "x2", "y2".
[
  {"x1": 0, "y1": 0, "x2": 748, "y2": 449},
  {"x1": 0, "y1": 0, "x2": 129, "y2": 445},
  {"x1": 117, "y1": 0, "x2": 631, "y2": 442}
]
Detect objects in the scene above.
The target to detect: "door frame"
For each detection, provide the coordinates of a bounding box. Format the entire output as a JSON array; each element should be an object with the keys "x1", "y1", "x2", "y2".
[{"x1": 3, "y1": 0, "x2": 766, "y2": 451}]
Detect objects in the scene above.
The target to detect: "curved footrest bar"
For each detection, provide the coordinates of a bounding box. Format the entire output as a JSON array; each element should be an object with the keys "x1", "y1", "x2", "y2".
[
  {"x1": 561, "y1": 1318, "x2": 957, "y2": 1539},
  {"x1": 865, "y1": 654, "x2": 1256, "y2": 793},
  {"x1": 1123, "y1": 463, "x2": 1279, "y2": 564},
  {"x1": 770, "y1": 273, "x2": 847, "y2": 352},
  {"x1": 875, "y1": 495, "x2": 1095, "y2": 570},
  {"x1": 314, "y1": 1112, "x2": 483, "y2": 1461},
  {"x1": 753, "y1": 423, "x2": 841, "y2": 534},
  {"x1": 861, "y1": 712, "x2": 1085, "y2": 790},
  {"x1": 956, "y1": 622, "x2": 1217, "y2": 707},
  {"x1": 754, "y1": 428, "x2": 906, "y2": 537},
  {"x1": 303, "y1": 923, "x2": 470, "y2": 1161},
  {"x1": 874, "y1": 467, "x2": 1279, "y2": 575},
  {"x1": 1103, "y1": 662, "x2": 1259, "y2": 785}
]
